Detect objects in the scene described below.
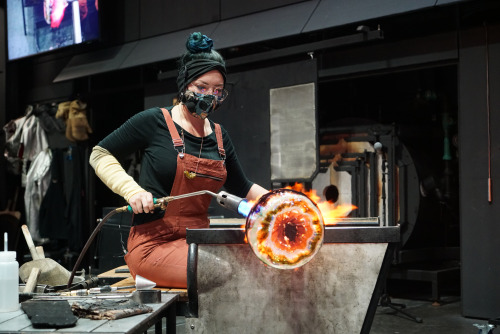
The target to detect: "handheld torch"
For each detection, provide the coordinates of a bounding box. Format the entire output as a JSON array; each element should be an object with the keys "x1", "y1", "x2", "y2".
[
  {"x1": 67, "y1": 190, "x2": 250, "y2": 288},
  {"x1": 115, "y1": 190, "x2": 252, "y2": 217}
]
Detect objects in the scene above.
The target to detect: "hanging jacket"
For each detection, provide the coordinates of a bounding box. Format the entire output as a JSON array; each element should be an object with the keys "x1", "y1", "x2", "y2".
[{"x1": 24, "y1": 148, "x2": 52, "y2": 242}]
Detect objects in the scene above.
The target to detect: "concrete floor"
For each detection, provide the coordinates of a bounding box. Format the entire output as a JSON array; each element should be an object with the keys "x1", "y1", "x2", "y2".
[
  {"x1": 371, "y1": 297, "x2": 490, "y2": 334},
  {"x1": 150, "y1": 296, "x2": 492, "y2": 334},
  {"x1": 151, "y1": 281, "x2": 494, "y2": 333}
]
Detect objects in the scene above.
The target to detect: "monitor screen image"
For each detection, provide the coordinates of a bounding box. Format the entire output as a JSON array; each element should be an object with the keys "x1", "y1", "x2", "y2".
[{"x1": 7, "y1": 0, "x2": 100, "y2": 61}]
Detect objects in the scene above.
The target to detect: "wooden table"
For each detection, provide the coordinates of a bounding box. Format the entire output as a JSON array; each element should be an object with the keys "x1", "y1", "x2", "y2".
[{"x1": 0, "y1": 293, "x2": 178, "y2": 333}]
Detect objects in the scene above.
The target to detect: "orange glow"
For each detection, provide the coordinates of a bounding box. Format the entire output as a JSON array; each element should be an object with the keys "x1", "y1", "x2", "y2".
[
  {"x1": 268, "y1": 209, "x2": 314, "y2": 252},
  {"x1": 241, "y1": 199, "x2": 257, "y2": 242},
  {"x1": 244, "y1": 185, "x2": 356, "y2": 268},
  {"x1": 240, "y1": 200, "x2": 257, "y2": 230},
  {"x1": 246, "y1": 189, "x2": 323, "y2": 268},
  {"x1": 284, "y1": 183, "x2": 357, "y2": 225}
]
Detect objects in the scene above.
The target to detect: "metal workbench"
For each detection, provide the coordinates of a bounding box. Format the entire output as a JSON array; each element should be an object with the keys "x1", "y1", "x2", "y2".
[{"x1": 0, "y1": 293, "x2": 178, "y2": 333}]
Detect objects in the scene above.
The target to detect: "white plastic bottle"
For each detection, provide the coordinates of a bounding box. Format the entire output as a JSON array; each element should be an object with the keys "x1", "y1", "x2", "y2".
[{"x1": 0, "y1": 232, "x2": 19, "y2": 312}]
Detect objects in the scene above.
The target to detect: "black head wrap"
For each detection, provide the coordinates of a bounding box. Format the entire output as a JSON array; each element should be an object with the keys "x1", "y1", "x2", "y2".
[
  {"x1": 176, "y1": 59, "x2": 227, "y2": 93},
  {"x1": 176, "y1": 33, "x2": 227, "y2": 93}
]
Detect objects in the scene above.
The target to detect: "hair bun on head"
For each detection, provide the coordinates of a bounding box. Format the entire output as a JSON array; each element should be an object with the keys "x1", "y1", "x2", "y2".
[{"x1": 186, "y1": 32, "x2": 214, "y2": 53}]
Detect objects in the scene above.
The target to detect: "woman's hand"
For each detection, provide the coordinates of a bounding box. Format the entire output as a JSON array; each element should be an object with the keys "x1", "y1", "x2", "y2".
[{"x1": 128, "y1": 191, "x2": 155, "y2": 214}]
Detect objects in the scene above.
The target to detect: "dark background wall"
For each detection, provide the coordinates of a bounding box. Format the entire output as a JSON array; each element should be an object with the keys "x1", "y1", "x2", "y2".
[
  {"x1": 2, "y1": 0, "x2": 500, "y2": 320},
  {"x1": 138, "y1": 0, "x2": 307, "y2": 38},
  {"x1": 459, "y1": 24, "x2": 500, "y2": 318},
  {"x1": 0, "y1": 3, "x2": 5, "y2": 210},
  {"x1": 208, "y1": 60, "x2": 317, "y2": 217}
]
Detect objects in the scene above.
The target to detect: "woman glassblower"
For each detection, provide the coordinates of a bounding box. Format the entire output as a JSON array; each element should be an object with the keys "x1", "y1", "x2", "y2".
[{"x1": 90, "y1": 32, "x2": 268, "y2": 288}]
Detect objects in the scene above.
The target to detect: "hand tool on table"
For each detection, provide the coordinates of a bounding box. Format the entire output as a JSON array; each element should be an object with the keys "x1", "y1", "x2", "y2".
[
  {"x1": 19, "y1": 225, "x2": 72, "y2": 287},
  {"x1": 27, "y1": 289, "x2": 160, "y2": 304},
  {"x1": 88, "y1": 274, "x2": 154, "y2": 294}
]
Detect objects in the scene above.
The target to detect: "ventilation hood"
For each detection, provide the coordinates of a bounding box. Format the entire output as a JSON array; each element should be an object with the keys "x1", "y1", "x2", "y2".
[{"x1": 53, "y1": 0, "x2": 465, "y2": 83}]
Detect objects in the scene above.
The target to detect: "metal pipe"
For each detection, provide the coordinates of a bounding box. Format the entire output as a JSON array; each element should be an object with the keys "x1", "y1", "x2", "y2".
[{"x1": 484, "y1": 22, "x2": 492, "y2": 203}]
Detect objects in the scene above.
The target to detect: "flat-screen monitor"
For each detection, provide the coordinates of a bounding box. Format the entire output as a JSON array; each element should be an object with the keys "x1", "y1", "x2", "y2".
[{"x1": 6, "y1": 0, "x2": 100, "y2": 61}]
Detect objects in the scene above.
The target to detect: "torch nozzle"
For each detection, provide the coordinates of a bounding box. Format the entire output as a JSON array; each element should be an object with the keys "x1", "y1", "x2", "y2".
[{"x1": 214, "y1": 191, "x2": 245, "y2": 214}]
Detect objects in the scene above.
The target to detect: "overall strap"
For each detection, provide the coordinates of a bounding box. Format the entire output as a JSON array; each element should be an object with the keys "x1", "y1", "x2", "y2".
[
  {"x1": 161, "y1": 108, "x2": 184, "y2": 152},
  {"x1": 214, "y1": 123, "x2": 226, "y2": 160}
]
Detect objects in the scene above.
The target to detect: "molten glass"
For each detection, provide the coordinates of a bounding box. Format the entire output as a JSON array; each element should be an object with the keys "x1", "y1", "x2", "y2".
[{"x1": 246, "y1": 189, "x2": 324, "y2": 269}]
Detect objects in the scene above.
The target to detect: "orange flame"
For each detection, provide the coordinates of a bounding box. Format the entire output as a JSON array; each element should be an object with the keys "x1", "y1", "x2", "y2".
[{"x1": 284, "y1": 183, "x2": 356, "y2": 225}]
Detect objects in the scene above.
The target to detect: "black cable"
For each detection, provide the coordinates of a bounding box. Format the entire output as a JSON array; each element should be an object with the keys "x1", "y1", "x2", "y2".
[{"x1": 66, "y1": 208, "x2": 123, "y2": 288}]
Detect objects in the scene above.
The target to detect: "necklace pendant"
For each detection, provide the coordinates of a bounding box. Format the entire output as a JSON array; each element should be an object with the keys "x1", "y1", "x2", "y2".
[{"x1": 184, "y1": 170, "x2": 196, "y2": 179}]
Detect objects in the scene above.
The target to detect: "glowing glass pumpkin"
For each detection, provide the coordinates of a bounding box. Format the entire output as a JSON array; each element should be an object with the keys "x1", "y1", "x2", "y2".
[{"x1": 245, "y1": 189, "x2": 324, "y2": 269}]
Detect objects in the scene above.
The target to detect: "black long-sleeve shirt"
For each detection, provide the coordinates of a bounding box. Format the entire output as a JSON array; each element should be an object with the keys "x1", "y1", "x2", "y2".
[{"x1": 98, "y1": 107, "x2": 254, "y2": 200}]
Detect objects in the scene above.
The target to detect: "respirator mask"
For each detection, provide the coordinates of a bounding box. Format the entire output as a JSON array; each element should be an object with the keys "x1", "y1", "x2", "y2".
[
  {"x1": 180, "y1": 88, "x2": 228, "y2": 120},
  {"x1": 180, "y1": 90, "x2": 217, "y2": 119}
]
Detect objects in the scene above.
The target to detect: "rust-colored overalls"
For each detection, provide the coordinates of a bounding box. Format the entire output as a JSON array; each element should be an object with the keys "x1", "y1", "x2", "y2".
[{"x1": 124, "y1": 108, "x2": 227, "y2": 288}]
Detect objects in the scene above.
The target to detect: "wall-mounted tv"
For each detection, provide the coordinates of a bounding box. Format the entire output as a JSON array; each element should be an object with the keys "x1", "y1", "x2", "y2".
[{"x1": 6, "y1": 0, "x2": 100, "y2": 61}]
